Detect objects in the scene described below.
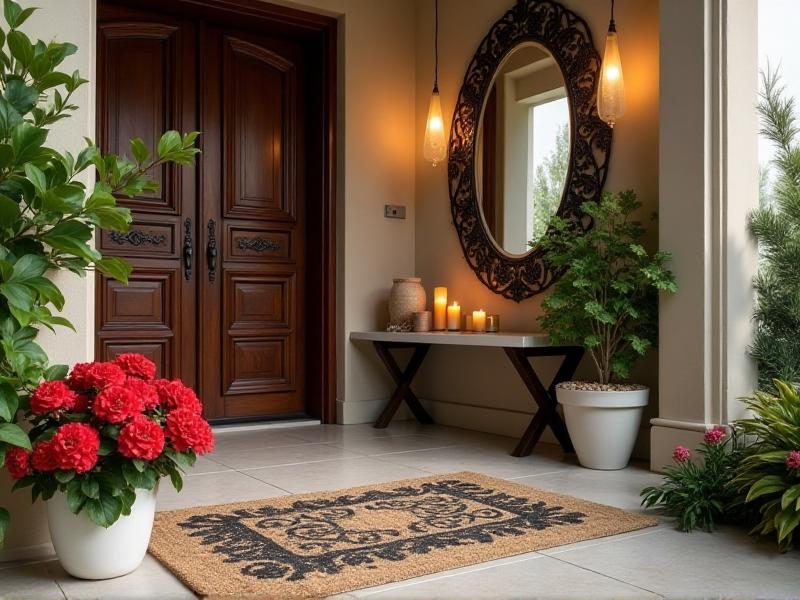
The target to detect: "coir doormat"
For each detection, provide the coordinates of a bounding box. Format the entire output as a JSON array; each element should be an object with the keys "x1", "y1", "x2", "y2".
[{"x1": 149, "y1": 471, "x2": 657, "y2": 598}]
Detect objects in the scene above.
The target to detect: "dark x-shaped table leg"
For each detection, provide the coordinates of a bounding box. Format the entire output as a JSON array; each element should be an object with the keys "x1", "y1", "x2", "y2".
[
  {"x1": 504, "y1": 346, "x2": 584, "y2": 457},
  {"x1": 370, "y1": 340, "x2": 583, "y2": 458},
  {"x1": 372, "y1": 341, "x2": 434, "y2": 428}
]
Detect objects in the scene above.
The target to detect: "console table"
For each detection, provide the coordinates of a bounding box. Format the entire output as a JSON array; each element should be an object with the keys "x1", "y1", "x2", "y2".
[{"x1": 350, "y1": 331, "x2": 584, "y2": 457}]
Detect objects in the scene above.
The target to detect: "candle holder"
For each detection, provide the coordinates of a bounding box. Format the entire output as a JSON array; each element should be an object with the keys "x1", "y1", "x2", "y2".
[
  {"x1": 413, "y1": 311, "x2": 432, "y2": 332},
  {"x1": 486, "y1": 314, "x2": 500, "y2": 333}
]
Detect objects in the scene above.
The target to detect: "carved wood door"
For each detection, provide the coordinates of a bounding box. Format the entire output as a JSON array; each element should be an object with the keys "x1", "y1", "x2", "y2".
[
  {"x1": 96, "y1": 6, "x2": 307, "y2": 420},
  {"x1": 198, "y1": 27, "x2": 306, "y2": 419}
]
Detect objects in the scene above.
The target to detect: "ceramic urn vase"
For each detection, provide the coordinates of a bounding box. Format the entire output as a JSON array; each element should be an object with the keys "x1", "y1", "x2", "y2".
[{"x1": 388, "y1": 278, "x2": 426, "y2": 328}]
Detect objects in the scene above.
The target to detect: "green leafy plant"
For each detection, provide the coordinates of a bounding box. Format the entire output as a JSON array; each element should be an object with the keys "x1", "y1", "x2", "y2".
[
  {"x1": 729, "y1": 380, "x2": 800, "y2": 552},
  {"x1": 748, "y1": 68, "x2": 800, "y2": 389},
  {"x1": 640, "y1": 427, "x2": 746, "y2": 532},
  {"x1": 537, "y1": 191, "x2": 677, "y2": 383},
  {"x1": 0, "y1": 0, "x2": 198, "y2": 542}
]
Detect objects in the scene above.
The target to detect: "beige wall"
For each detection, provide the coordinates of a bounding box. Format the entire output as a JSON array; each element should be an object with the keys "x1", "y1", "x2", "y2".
[
  {"x1": 413, "y1": 0, "x2": 660, "y2": 447},
  {"x1": 0, "y1": 0, "x2": 96, "y2": 558}
]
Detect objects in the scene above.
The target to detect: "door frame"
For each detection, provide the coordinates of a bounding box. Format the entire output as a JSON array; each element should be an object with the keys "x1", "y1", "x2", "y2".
[{"x1": 95, "y1": 0, "x2": 338, "y2": 423}]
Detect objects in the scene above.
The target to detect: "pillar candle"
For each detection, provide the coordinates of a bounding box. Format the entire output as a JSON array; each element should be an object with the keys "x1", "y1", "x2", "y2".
[
  {"x1": 433, "y1": 287, "x2": 447, "y2": 330},
  {"x1": 463, "y1": 314, "x2": 473, "y2": 331},
  {"x1": 472, "y1": 309, "x2": 486, "y2": 333},
  {"x1": 446, "y1": 301, "x2": 461, "y2": 331}
]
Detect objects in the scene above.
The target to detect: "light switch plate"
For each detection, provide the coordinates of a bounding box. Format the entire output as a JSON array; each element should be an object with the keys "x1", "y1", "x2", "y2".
[{"x1": 384, "y1": 204, "x2": 406, "y2": 219}]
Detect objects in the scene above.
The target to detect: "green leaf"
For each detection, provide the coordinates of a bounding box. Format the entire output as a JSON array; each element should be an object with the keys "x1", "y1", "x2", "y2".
[
  {"x1": 168, "y1": 466, "x2": 183, "y2": 493},
  {"x1": 23, "y1": 162, "x2": 46, "y2": 196},
  {"x1": 157, "y1": 130, "x2": 182, "y2": 158},
  {"x1": 4, "y1": 78, "x2": 37, "y2": 115},
  {"x1": 66, "y1": 484, "x2": 86, "y2": 514},
  {"x1": 95, "y1": 257, "x2": 132, "y2": 283},
  {"x1": 0, "y1": 193, "x2": 20, "y2": 227},
  {"x1": 746, "y1": 475, "x2": 787, "y2": 503},
  {"x1": 129, "y1": 137, "x2": 149, "y2": 164},
  {"x1": 0, "y1": 96, "x2": 21, "y2": 136},
  {"x1": 11, "y1": 121, "x2": 47, "y2": 163},
  {"x1": 54, "y1": 470, "x2": 75, "y2": 484},
  {"x1": 84, "y1": 494, "x2": 122, "y2": 529},
  {"x1": 0, "y1": 506, "x2": 9, "y2": 543},
  {"x1": 0, "y1": 422, "x2": 30, "y2": 449},
  {"x1": 0, "y1": 382, "x2": 19, "y2": 421},
  {"x1": 121, "y1": 461, "x2": 157, "y2": 490},
  {"x1": 81, "y1": 478, "x2": 100, "y2": 500},
  {"x1": 44, "y1": 364, "x2": 69, "y2": 381},
  {"x1": 7, "y1": 30, "x2": 33, "y2": 68}
]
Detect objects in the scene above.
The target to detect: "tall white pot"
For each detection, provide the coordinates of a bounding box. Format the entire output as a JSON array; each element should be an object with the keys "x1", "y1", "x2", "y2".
[
  {"x1": 556, "y1": 386, "x2": 649, "y2": 470},
  {"x1": 46, "y1": 486, "x2": 157, "y2": 579}
]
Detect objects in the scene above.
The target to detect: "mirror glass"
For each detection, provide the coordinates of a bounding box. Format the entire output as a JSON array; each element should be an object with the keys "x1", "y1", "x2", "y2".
[{"x1": 476, "y1": 43, "x2": 571, "y2": 256}]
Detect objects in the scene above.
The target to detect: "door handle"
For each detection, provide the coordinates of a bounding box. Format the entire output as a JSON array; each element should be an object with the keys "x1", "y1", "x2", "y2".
[
  {"x1": 207, "y1": 219, "x2": 218, "y2": 282},
  {"x1": 182, "y1": 218, "x2": 192, "y2": 280}
]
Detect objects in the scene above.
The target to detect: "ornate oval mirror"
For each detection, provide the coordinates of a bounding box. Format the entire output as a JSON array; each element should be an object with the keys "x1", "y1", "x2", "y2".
[{"x1": 448, "y1": 0, "x2": 612, "y2": 302}]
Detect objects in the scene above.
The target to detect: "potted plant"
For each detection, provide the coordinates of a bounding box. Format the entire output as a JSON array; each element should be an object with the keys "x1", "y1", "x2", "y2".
[
  {"x1": 538, "y1": 191, "x2": 677, "y2": 469},
  {"x1": 4, "y1": 353, "x2": 214, "y2": 578}
]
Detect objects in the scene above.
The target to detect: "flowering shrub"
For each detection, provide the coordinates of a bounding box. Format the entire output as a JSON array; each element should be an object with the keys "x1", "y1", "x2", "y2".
[
  {"x1": 4, "y1": 354, "x2": 213, "y2": 528},
  {"x1": 730, "y1": 380, "x2": 800, "y2": 552},
  {"x1": 640, "y1": 426, "x2": 745, "y2": 532}
]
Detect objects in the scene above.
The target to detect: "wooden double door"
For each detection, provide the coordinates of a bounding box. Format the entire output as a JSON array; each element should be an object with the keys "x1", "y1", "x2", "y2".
[{"x1": 95, "y1": 1, "x2": 335, "y2": 421}]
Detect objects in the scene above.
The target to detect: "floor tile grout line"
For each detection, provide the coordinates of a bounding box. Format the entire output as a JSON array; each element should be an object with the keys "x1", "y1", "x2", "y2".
[
  {"x1": 235, "y1": 468, "x2": 295, "y2": 495},
  {"x1": 506, "y1": 469, "x2": 571, "y2": 480},
  {"x1": 355, "y1": 554, "x2": 546, "y2": 597},
  {"x1": 545, "y1": 551, "x2": 666, "y2": 598},
  {"x1": 542, "y1": 527, "x2": 664, "y2": 556}
]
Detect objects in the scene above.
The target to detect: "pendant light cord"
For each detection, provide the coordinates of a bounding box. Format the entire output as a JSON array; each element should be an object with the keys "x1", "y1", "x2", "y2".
[
  {"x1": 609, "y1": 0, "x2": 616, "y2": 32},
  {"x1": 433, "y1": 0, "x2": 439, "y2": 92}
]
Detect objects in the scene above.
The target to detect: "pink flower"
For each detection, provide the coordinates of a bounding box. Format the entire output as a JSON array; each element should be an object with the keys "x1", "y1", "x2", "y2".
[
  {"x1": 703, "y1": 426, "x2": 726, "y2": 446},
  {"x1": 672, "y1": 445, "x2": 691, "y2": 462},
  {"x1": 787, "y1": 450, "x2": 800, "y2": 471}
]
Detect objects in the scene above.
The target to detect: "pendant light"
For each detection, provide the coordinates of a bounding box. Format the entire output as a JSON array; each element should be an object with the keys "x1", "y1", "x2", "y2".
[
  {"x1": 597, "y1": 0, "x2": 625, "y2": 128},
  {"x1": 423, "y1": 0, "x2": 446, "y2": 166}
]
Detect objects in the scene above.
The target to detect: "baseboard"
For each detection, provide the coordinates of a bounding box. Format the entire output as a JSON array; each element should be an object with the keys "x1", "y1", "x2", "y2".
[
  {"x1": 0, "y1": 542, "x2": 54, "y2": 565},
  {"x1": 212, "y1": 419, "x2": 321, "y2": 434},
  {"x1": 336, "y1": 398, "x2": 412, "y2": 424},
  {"x1": 650, "y1": 423, "x2": 707, "y2": 472}
]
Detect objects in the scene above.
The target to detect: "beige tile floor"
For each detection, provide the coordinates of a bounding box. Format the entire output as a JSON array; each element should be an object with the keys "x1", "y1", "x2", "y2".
[{"x1": 1, "y1": 422, "x2": 799, "y2": 599}]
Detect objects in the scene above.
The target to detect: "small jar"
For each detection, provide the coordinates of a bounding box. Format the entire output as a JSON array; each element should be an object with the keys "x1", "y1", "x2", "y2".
[
  {"x1": 413, "y1": 311, "x2": 432, "y2": 332},
  {"x1": 486, "y1": 314, "x2": 500, "y2": 332}
]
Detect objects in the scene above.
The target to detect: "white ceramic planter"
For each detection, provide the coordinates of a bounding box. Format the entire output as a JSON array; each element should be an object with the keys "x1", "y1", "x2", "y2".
[
  {"x1": 556, "y1": 385, "x2": 649, "y2": 470},
  {"x1": 46, "y1": 486, "x2": 157, "y2": 579}
]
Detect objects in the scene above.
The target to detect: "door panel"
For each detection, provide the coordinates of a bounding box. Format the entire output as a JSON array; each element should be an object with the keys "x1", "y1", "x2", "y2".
[
  {"x1": 201, "y1": 26, "x2": 306, "y2": 419},
  {"x1": 96, "y1": 9, "x2": 197, "y2": 384},
  {"x1": 97, "y1": 2, "x2": 320, "y2": 420}
]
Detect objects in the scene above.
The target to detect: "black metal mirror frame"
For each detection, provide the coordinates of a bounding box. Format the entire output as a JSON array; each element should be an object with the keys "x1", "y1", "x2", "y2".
[{"x1": 447, "y1": 0, "x2": 612, "y2": 302}]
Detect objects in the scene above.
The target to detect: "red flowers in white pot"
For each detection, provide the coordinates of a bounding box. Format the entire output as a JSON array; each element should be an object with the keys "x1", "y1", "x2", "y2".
[{"x1": 4, "y1": 353, "x2": 213, "y2": 579}]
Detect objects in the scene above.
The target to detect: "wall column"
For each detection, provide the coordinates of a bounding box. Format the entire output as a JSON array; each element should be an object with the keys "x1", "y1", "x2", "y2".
[{"x1": 652, "y1": 0, "x2": 758, "y2": 469}]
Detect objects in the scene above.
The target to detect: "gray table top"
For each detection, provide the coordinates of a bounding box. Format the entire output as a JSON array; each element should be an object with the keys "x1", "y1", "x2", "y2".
[{"x1": 349, "y1": 330, "x2": 554, "y2": 348}]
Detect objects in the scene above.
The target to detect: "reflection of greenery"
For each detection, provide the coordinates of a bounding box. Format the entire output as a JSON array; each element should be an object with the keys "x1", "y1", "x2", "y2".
[{"x1": 530, "y1": 124, "x2": 569, "y2": 242}]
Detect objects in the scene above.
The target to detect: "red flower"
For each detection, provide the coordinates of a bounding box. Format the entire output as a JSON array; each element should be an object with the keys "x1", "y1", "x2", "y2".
[
  {"x1": 4, "y1": 447, "x2": 31, "y2": 480},
  {"x1": 154, "y1": 379, "x2": 202, "y2": 414},
  {"x1": 31, "y1": 441, "x2": 57, "y2": 472},
  {"x1": 50, "y1": 423, "x2": 100, "y2": 474},
  {"x1": 118, "y1": 415, "x2": 165, "y2": 460},
  {"x1": 30, "y1": 381, "x2": 77, "y2": 414},
  {"x1": 93, "y1": 385, "x2": 143, "y2": 423},
  {"x1": 165, "y1": 408, "x2": 214, "y2": 454},
  {"x1": 672, "y1": 445, "x2": 691, "y2": 462},
  {"x1": 126, "y1": 378, "x2": 160, "y2": 411},
  {"x1": 73, "y1": 393, "x2": 91, "y2": 413},
  {"x1": 84, "y1": 362, "x2": 126, "y2": 391},
  {"x1": 67, "y1": 362, "x2": 93, "y2": 392},
  {"x1": 113, "y1": 353, "x2": 157, "y2": 380},
  {"x1": 703, "y1": 426, "x2": 726, "y2": 445},
  {"x1": 787, "y1": 450, "x2": 800, "y2": 471}
]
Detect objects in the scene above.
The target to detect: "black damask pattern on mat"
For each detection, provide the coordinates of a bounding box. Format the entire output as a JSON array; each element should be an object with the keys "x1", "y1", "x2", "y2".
[{"x1": 177, "y1": 479, "x2": 586, "y2": 582}]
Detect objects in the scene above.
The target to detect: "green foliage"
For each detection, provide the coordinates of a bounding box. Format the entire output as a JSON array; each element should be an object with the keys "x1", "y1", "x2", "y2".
[
  {"x1": 0, "y1": 0, "x2": 198, "y2": 541},
  {"x1": 641, "y1": 432, "x2": 746, "y2": 533},
  {"x1": 537, "y1": 191, "x2": 677, "y2": 383},
  {"x1": 531, "y1": 124, "x2": 569, "y2": 243},
  {"x1": 729, "y1": 380, "x2": 800, "y2": 552},
  {"x1": 749, "y1": 68, "x2": 800, "y2": 388}
]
